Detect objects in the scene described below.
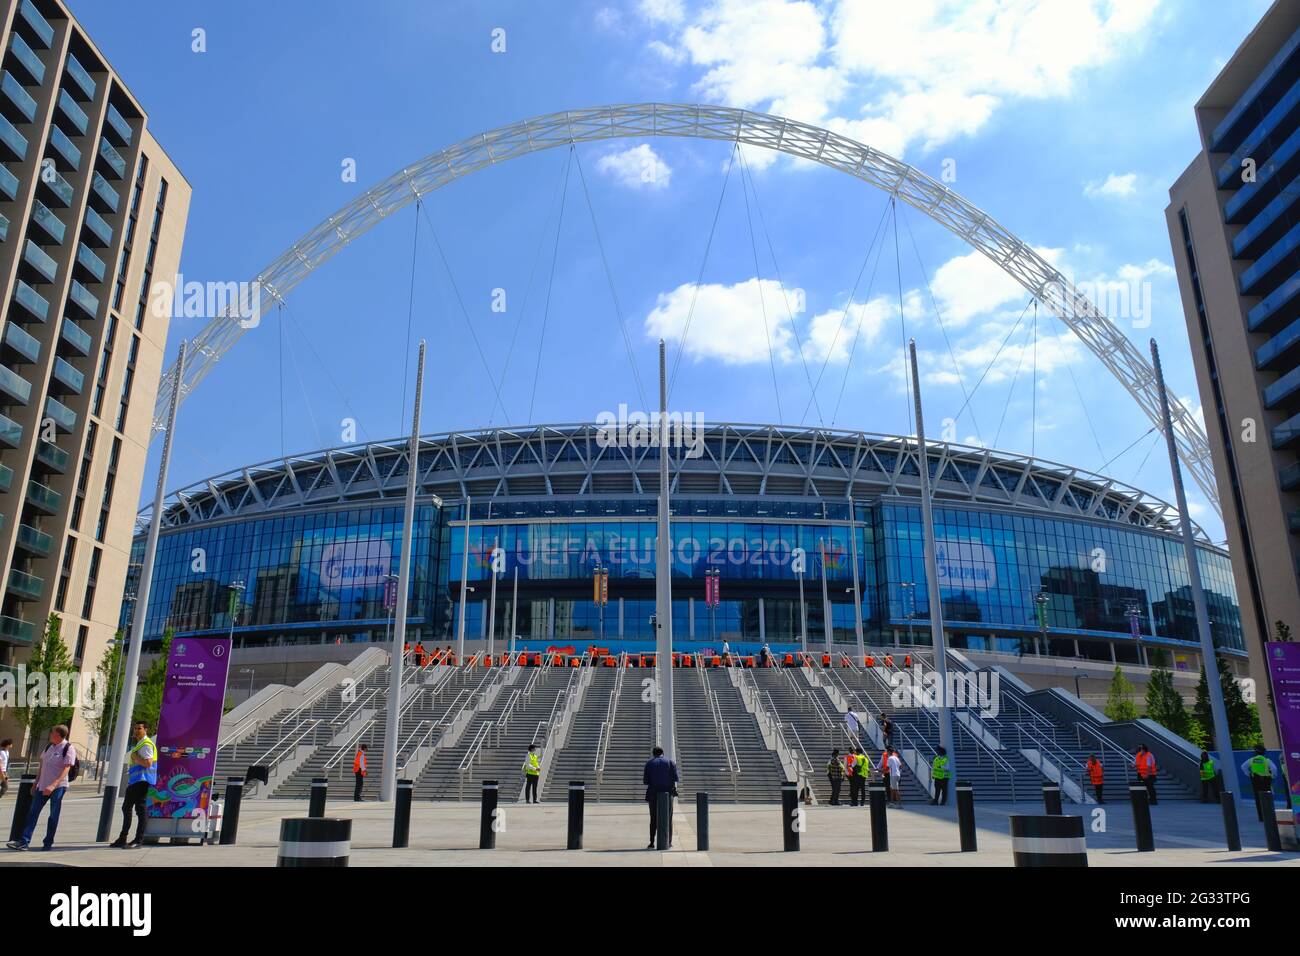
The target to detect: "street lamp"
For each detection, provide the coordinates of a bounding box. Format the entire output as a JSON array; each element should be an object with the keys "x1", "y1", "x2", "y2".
[
  {"x1": 1125, "y1": 600, "x2": 1145, "y2": 667},
  {"x1": 1033, "y1": 589, "x2": 1050, "y2": 657},
  {"x1": 226, "y1": 579, "x2": 246, "y2": 646},
  {"x1": 239, "y1": 666, "x2": 256, "y2": 701},
  {"x1": 900, "y1": 581, "x2": 916, "y2": 648}
]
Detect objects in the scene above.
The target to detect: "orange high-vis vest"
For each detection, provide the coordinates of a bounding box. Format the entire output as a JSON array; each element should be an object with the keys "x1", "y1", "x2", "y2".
[
  {"x1": 353, "y1": 750, "x2": 366, "y2": 775},
  {"x1": 1087, "y1": 760, "x2": 1104, "y2": 785},
  {"x1": 1136, "y1": 751, "x2": 1156, "y2": 777}
]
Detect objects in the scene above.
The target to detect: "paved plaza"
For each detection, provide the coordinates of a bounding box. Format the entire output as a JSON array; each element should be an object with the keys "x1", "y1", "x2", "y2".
[{"x1": 3, "y1": 787, "x2": 1295, "y2": 867}]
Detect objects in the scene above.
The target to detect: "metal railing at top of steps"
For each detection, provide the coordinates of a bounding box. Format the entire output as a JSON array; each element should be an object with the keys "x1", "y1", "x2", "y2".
[
  {"x1": 528, "y1": 653, "x2": 592, "y2": 799},
  {"x1": 399, "y1": 688, "x2": 478, "y2": 772},
  {"x1": 457, "y1": 721, "x2": 495, "y2": 800},
  {"x1": 251, "y1": 717, "x2": 323, "y2": 771},
  {"x1": 1073, "y1": 721, "x2": 1137, "y2": 786},
  {"x1": 735, "y1": 667, "x2": 814, "y2": 798},
  {"x1": 719, "y1": 722, "x2": 741, "y2": 801},
  {"x1": 494, "y1": 690, "x2": 524, "y2": 743},
  {"x1": 320, "y1": 678, "x2": 429, "y2": 774},
  {"x1": 594, "y1": 654, "x2": 629, "y2": 794}
]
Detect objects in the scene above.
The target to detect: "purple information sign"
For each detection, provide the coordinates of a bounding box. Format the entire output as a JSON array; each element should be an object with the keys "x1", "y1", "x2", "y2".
[
  {"x1": 148, "y1": 635, "x2": 233, "y2": 820},
  {"x1": 1265, "y1": 641, "x2": 1300, "y2": 813}
]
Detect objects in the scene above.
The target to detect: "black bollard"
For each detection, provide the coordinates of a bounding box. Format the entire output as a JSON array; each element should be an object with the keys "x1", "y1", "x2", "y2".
[
  {"x1": 655, "y1": 791, "x2": 671, "y2": 850},
  {"x1": 781, "y1": 781, "x2": 800, "y2": 852},
  {"x1": 956, "y1": 780, "x2": 977, "y2": 852},
  {"x1": 1129, "y1": 784, "x2": 1154, "y2": 852},
  {"x1": 8, "y1": 774, "x2": 36, "y2": 843},
  {"x1": 1009, "y1": 814, "x2": 1088, "y2": 867},
  {"x1": 479, "y1": 780, "x2": 499, "y2": 849},
  {"x1": 567, "y1": 781, "x2": 585, "y2": 850},
  {"x1": 1042, "y1": 783, "x2": 1063, "y2": 815},
  {"x1": 696, "y1": 792, "x2": 709, "y2": 851},
  {"x1": 1257, "y1": 792, "x2": 1283, "y2": 852},
  {"x1": 393, "y1": 779, "x2": 412, "y2": 848},
  {"x1": 868, "y1": 783, "x2": 889, "y2": 852},
  {"x1": 308, "y1": 777, "x2": 328, "y2": 818},
  {"x1": 219, "y1": 777, "x2": 245, "y2": 846},
  {"x1": 1219, "y1": 790, "x2": 1242, "y2": 851},
  {"x1": 277, "y1": 817, "x2": 351, "y2": 867},
  {"x1": 95, "y1": 781, "x2": 117, "y2": 842}
]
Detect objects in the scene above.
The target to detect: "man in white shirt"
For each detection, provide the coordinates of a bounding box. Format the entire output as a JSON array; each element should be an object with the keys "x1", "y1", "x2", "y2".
[
  {"x1": 7, "y1": 725, "x2": 75, "y2": 851},
  {"x1": 0, "y1": 738, "x2": 11, "y2": 801},
  {"x1": 886, "y1": 749, "x2": 903, "y2": 806}
]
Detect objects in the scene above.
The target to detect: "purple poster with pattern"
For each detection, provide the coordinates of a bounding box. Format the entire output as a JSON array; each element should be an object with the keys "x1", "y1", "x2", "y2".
[
  {"x1": 148, "y1": 635, "x2": 232, "y2": 821},
  {"x1": 1265, "y1": 641, "x2": 1300, "y2": 813}
]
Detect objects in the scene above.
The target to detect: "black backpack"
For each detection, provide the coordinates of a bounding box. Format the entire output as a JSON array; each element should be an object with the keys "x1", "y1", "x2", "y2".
[{"x1": 50, "y1": 742, "x2": 79, "y2": 782}]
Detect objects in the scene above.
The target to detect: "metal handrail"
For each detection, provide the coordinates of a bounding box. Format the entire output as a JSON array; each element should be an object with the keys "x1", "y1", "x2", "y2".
[
  {"x1": 720, "y1": 721, "x2": 741, "y2": 801},
  {"x1": 253, "y1": 717, "x2": 322, "y2": 768},
  {"x1": 457, "y1": 720, "x2": 495, "y2": 800},
  {"x1": 1074, "y1": 721, "x2": 1136, "y2": 784}
]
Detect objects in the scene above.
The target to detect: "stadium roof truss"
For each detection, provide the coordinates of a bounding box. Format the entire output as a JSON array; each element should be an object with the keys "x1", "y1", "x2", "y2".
[
  {"x1": 150, "y1": 423, "x2": 1209, "y2": 545},
  {"x1": 151, "y1": 103, "x2": 1220, "y2": 518}
]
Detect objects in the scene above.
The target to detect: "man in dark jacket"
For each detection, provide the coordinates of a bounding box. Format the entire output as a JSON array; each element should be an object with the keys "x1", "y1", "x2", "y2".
[{"x1": 643, "y1": 746, "x2": 679, "y2": 849}]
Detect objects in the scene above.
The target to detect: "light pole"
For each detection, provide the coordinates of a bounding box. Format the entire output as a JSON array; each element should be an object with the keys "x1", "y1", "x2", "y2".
[
  {"x1": 226, "y1": 579, "x2": 246, "y2": 645},
  {"x1": 383, "y1": 572, "x2": 399, "y2": 647},
  {"x1": 455, "y1": 495, "x2": 472, "y2": 663},
  {"x1": 510, "y1": 566, "x2": 519, "y2": 657},
  {"x1": 239, "y1": 666, "x2": 256, "y2": 701},
  {"x1": 1125, "y1": 600, "x2": 1146, "y2": 667},
  {"x1": 487, "y1": 535, "x2": 501, "y2": 659},
  {"x1": 818, "y1": 537, "x2": 832, "y2": 655},
  {"x1": 900, "y1": 581, "x2": 916, "y2": 648},
  {"x1": 795, "y1": 556, "x2": 807, "y2": 654},
  {"x1": 1034, "y1": 589, "x2": 1049, "y2": 657}
]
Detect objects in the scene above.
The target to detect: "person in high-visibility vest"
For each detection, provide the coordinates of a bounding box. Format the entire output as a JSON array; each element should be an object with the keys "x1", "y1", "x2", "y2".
[
  {"x1": 1198, "y1": 750, "x2": 1219, "y2": 803},
  {"x1": 1241, "y1": 744, "x2": 1278, "y2": 822},
  {"x1": 110, "y1": 721, "x2": 156, "y2": 848},
  {"x1": 1134, "y1": 744, "x2": 1158, "y2": 805},
  {"x1": 847, "y1": 747, "x2": 866, "y2": 806},
  {"x1": 353, "y1": 744, "x2": 367, "y2": 801},
  {"x1": 930, "y1": 746, "x2": 951, "y2": 805},
  {"x1": 856, "y1": 750, "x2": 871, "y2": 804},
  {"x1": 522, "y1": 744, "x2": 542, "y2": 804},
  {"x1": 1085, "y1": 753, "x2": 1105, "y2": 804}
]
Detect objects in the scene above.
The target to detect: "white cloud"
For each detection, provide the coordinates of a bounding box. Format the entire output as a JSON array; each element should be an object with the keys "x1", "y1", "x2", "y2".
[
  {"x1": 640, "y1": 0, "x2": 686, "y2": 25},
  {"x1": 1084, "y1": 172, "x2": 1139, "y2": 198},
  {"x1": 644, "y1": 278, "x2": 797, "y2": 364},
  {"x1": 927, "y1": 245, "x2": 1065, "y2": 326},
  {"x1": 595, "y1": 144, "x2": 673, "y2": 190},
  {"x1": 803, "y1": 297, "x2": 894, "y2": 364}
]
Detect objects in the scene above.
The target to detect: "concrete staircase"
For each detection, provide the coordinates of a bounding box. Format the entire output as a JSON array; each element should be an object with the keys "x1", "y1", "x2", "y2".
[{"x1": 672, "y1": 667, "x2": 784, "y2": 803}]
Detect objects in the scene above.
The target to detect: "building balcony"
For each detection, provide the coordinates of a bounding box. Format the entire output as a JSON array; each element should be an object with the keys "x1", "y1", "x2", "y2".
[
  {"x1": 44, "y1": 396, "x2": 75, "y2": 433},
  {"x1": 30, "y1": 200, "x2": 66, "y2": 244},
  {"x1": 81, "y1": 205, "x2": 111, "y2": 246},
  {"x1": 47, "y1": 124, "x2": 81, "y2": 170},
  {"x1": 0, "y1": 163, "x2": 16, "y2": 201},
  {"x1": 1225, "y1": 123, "x2": 1300, "y2": 225},
  {"x1": 17, "y1": 1, "x2": 54, "y2": 50},
  {"x1": 3, "y1": 320, "x2": 41, "y2": 364},
  {"x1": 0, "y1": 364, "x2": 31, "y2": 405},
  {"x1": 49, "y1": 356, "x2": 83, "y2": 395},
  {"x1": 1239, "y1": 222, "x2": 1300, "y2": 298},
  {"x1": 53, "y1": 89, "x2": 88, "y2": 137},
  {"x1": 104, "y1": 103, "x2": 132, "y2": 147},
  {"x1": 59, "y1": 317, "x2": 91, "y2": 356},
  {"x1": 25, "y1": 478, "x2": 61, "y2": 514},
  {"x1": 96, "y1": 137, "x2": 125, "y2": 179},
  {"x1": 63, "y1": 54, "x2": 96, "y2": 102},
  {"x1": 22, "y1": 238, "x2": 57, "y2": 283},
  {"x1": 15, "y1": 523, "x2": 51, "y2": 557},
  {"x1": 0, "y1": 462, "x2": 11, "y2": 492},
  {"x1": 74, "y1": 242, "x2": 104, "y2": 282},
  {"x1": 0, "y1": 71, "x2": 37, "y2": 125},
  {"x1": 67, "y1": 279, "x2": 98, "y2": 318},
  {"x1": 12, "y1": 279, "x2": 49, "y2": 321},
  {"x1": 7, "y1": 32, "x2": 45, "y2": 86},
  {"x1": 38, "y1": 166, "x2": 73, "y2": 207},
  {"x1": 0, "y1": 614, "x2": 36, "y2": 644},
  {"x1": 6, "y1": 567, "x2": 44, "y2": 601},
  {"x1": 0, "y1": 112, "x2": 28, "y2": 161},
  {"x1": 89, "y1": 171, "x2": 118, "y2": 213},
  {"x1": 34, "y1": 439, "x2": 67, "y2": 473},
  {"x1": 0, "y1": 212, "x2": 6, "y2": 242},
  {"x1": 0, "y1": 412, "x2": 21, "y2": 448},
  {"x1": 1264, "y1": 362, "x2": 1300, "y2": 411}
]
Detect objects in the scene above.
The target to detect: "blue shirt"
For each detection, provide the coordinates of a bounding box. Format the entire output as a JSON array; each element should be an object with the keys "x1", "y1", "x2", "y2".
[{"x1": 643, "y1": 755, "x2": 679, "y2": 795}]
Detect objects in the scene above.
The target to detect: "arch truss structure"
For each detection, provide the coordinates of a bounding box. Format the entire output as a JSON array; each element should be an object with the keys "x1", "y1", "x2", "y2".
[{"x1": 152, "y1": 103, "x2": 1220, "y2": 517}]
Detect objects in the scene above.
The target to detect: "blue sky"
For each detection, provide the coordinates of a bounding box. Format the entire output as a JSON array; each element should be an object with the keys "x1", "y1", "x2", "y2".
[{"x1": 68, "y1": 0, "x2": 1271, "y2": 542}]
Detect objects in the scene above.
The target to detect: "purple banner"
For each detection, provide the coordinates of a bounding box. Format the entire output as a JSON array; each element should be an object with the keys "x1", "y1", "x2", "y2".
[
  {"x1": 1265, "y1": 641, "x2": 1300, "y2": 813},
  {"x1": 148, "y1": 635, "x2": 232, "y2": 820}
]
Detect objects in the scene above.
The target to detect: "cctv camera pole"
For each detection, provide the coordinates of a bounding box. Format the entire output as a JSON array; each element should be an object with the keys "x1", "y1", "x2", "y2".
[
  {"x1": 510, "y1": 566, "x2": 519, "y2": 658},
  {"x1": 655, "y1": 340, "x2": 676, "y2": 761},
  {"x1": 849, "y1": 512, "x2": 866, "y2": 659},
  {"x1": 487, "y1": 535, "x2": 500, "y2": 659},
  {"x1": 98, "y1": 341, "x2": 187, "y2": 841},
  {"x1": 819, "y1": 538, "x2": 832, "y2": 655},
  {"x1": 383, "y1": 340, "x2": 425, "y2": 803},
  {"x1": 456, "y1": 495, "x2": 472, "y2": 663},
  {"x1": 1150, "y1": 340, "x2": 1236, "y2": 812},
  {"x1": 909, "y1": 340, "x2": 956, "y2": 777},
  {"x1": 796, "y1": 562, "x2": 807, "y2": 655}
]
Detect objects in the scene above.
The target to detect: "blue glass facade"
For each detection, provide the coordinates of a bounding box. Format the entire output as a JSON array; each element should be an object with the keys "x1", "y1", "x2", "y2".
[{"x1": 124, "y1": 493, "x2": 1244, "y2": 663}]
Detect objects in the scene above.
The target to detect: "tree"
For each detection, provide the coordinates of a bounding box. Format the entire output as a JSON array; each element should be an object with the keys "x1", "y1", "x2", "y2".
[
  {"x1": 1144, "y1": 667, "x2": 1192, "y2": 740},
  {"x1": 1192, "y1": 656, "x2": 1264, "y2": 751},
  {"x1": 15, "y1": 614, "x2": 74, "y2": 759},
  {"x1": 1275, "y1": 620, "x2": 1293, "y2": 643},
  {"x1": 84, "y1": 632, "x2": 125, "y2": 757},
  {"x1": 133, "y1": 628, "x2": 173, "y2": 732},
  {"x1": 1104, "y1": 665, "x2": 1139, "y2": 721}
]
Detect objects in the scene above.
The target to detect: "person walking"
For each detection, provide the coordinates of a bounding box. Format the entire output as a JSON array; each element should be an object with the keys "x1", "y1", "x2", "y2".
[
  {"x1": 827, "y1": 749, "x2": 844, "y2": 805},
  {"x1": 522, "y1": 744, "x2": 541, "y2": 804},
  {"x1": 7, "y1": 725, "x2": 76, "y2": 851},
  {"x1": 110, "y1": 722, "x2": 156, "y2": 848},
  {"x1": 1198, "y1": 750, "x2": 1218, "y2": 803},
  {"x1": 880, "y1": 716, "x2": 894, "y2": 748},
  {"x1": 886, "y1": 749, "x2": 903, "y2": 807},
  {"x1": 1241, "y1": 744, "x2": 1278, "y2": 822},
  {"x1": 1134, "y1": 744, "x2": 1158, "y2": 805},
  {"x1": 643, "y1": 746, "x2": 679, "y2": 849},
  {"x1": 880, "y1": 747, "x2": 892, "y2": 802},
  {"x1": 930, "y1": 746, "x2": 951, "y2": 806},
  {"x1": 1085, "y1": 753, "x2": 1105, "y2": 804},
  {"x1": 845, "y1": 747, "x2": 861, "y2": 806},
  {"x1": 0, "y1": 738, "x2": 10, "y2": 803},
  {"x1": 352, "y1": 743, "x2": 367, "y2": 801}
]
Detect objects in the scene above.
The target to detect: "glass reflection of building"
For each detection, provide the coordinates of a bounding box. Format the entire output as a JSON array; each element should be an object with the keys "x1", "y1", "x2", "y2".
[{"x1": 120, "y1": 425, "x2": 1247, "y2": 668}]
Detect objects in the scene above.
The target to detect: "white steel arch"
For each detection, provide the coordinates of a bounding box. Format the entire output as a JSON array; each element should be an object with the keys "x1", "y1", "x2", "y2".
[{"x1": 153, "y1": 103, "x2": 1220, "y2": 516}]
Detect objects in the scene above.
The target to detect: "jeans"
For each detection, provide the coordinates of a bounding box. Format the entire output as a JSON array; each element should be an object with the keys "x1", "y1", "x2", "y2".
[{"x1": 21, "y1": 786, "x2": 67, "y2": 848}]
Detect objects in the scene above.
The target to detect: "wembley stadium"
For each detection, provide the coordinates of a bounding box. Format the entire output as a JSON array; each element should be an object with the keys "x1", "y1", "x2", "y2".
[{"x1": 120, "y1": 422, "x2": 1245, "y2": 677}]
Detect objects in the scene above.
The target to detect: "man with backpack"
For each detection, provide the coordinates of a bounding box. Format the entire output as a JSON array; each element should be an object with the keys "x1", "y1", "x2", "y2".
[{"x1": 7, "y1": 725, "x2": 77, "y2": 851}]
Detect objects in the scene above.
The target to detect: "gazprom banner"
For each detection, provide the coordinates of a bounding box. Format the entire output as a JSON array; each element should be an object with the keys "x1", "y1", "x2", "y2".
[
  {"x1": 147, "y1": 635, "x2": 232, "y2": 835},
  {"x1": 319, "y1": 538, "x2": 392, "y2": 589},
  {"x1": 934, "y1": 537, "x2": 996, "y2": 590},
  {"x1": 1265, "y1": 641, "x2": 1300, "y2": 813}
]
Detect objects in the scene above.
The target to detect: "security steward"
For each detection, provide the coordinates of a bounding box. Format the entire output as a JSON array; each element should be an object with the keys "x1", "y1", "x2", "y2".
[
  {"x1": 522, "y1": 744, "x2": 542, "y2": 804},
  {"x1": 930, "y1": 746, "x2": 951, "y2": 805},
  {"x1": 110, "y1": 721, "x2": 156, "y2": 848},
  {"x1": 1241, "y1": 744, "x2": 1279, "y2": 822},
  {"x1": 1198, "y1": 750, "x2": 1218, "y2": 803}
]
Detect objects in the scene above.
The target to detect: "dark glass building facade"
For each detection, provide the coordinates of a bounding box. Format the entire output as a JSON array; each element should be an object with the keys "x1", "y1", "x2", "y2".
[{"x1": 122, "y1": 424, "x2": 1245, "y2": 669}]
